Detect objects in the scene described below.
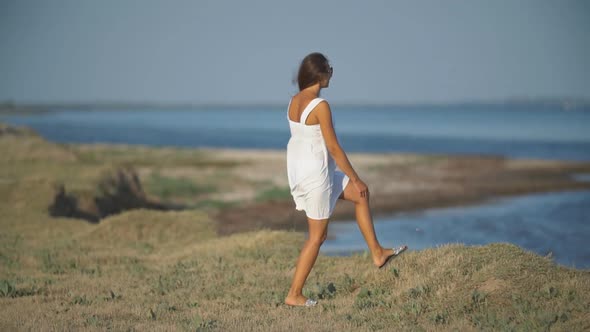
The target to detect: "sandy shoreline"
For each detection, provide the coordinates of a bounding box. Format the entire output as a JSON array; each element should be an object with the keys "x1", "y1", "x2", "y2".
[{"x1": 201, "y1": 148, "x2": 590, "y2": 235}]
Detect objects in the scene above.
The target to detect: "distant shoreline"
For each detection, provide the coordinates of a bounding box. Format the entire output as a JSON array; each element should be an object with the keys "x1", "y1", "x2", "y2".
[{"x1": 1, "y1": 97, "x2": 590, "y2": 113}]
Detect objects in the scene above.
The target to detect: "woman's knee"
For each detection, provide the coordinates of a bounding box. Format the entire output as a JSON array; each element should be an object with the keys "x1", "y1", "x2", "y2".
[
  {"x1": 308, "y1": 230, "x2": 327, "y2": 246},
  {"x1": 352, "y1": 190, "x2": 370, "y2": 205},
  {"x1": 306, "y1": 217, "x2": 328, "y2": 246},
  {"x1": 344, "y1": 183, "x2": 370, "y2": 205}
]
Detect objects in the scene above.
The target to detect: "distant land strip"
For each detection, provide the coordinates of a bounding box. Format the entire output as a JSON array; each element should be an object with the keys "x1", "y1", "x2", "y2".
[{"x1": 1, "y1": 97, "x2": 590, "y2": 113}]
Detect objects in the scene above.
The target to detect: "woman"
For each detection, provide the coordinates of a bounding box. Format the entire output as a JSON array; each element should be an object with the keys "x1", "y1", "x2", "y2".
[{"x1": 284, "y1": 52, "x2": 407, "y2": 307}]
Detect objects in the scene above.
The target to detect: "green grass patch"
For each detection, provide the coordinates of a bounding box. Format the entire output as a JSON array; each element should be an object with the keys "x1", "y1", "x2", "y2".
[
  {"x1": 0, "y1": 279, "x2": 43, "y2": 298},
  {"x1": 145, "y1": 173, "x2": 216, "y2": 200},
  {"x1": 255, "y1": 186, "x2": 291, "y2": 202}
]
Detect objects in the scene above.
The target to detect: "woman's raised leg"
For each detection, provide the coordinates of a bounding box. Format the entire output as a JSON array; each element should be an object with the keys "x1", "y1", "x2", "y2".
[
  {"x1": 340, "y1": 182, "x2": 397, "y2": 267},
  {"x1": 285, "y1": 217, "x2": 329, "y2": 306}
]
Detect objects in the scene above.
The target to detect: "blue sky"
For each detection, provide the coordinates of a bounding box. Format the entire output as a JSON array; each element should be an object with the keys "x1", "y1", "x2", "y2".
[{"x1": 1, "y1": 0, "x2": 588, "y2": 104}]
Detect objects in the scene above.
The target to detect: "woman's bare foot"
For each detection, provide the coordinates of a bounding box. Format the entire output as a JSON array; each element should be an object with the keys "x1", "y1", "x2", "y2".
[
  {"x1": 285, "y1": 294, "x2": 316, "y2": 307},
  {"x1": 373, "y1": 247, "x2": 395, "y2": 267},
  {"x1": 373, "y1": 245, "x2": 408, "y2": 268}
]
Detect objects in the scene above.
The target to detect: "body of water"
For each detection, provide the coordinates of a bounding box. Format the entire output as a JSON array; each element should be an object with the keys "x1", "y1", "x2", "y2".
[
  {"x1": 321, "y1": 190, "x2": 590, "y2": 269},
  {"x1": 2, "y1": 104, "x2": 590, "y2": 161}
]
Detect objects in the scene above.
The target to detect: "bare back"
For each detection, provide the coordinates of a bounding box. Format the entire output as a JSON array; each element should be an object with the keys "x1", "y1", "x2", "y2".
[{"x1": 288, "y1": 93, "x2": 322, "y2": 126}]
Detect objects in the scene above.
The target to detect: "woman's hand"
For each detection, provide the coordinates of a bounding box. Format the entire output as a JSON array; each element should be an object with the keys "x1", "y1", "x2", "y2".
[{"x1": 352, "y1": 178, "x2": 369, "y2": 198}]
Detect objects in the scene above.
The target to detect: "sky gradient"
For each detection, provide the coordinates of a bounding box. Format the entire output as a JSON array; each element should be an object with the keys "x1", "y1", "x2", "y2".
[{"x1": 1, "y1": 0, "x2": 589, "y2": 104}]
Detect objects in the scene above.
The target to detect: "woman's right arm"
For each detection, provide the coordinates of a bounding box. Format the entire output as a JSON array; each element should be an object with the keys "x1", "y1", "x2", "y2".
[{"x1": 314, "y1": 101, "x2": 369, "y2": 197}]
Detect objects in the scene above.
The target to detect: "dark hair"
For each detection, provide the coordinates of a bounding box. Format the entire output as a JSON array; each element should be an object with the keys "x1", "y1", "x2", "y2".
[{"x1": 297, "y1": 52, "x2": 332, "y2": 91}]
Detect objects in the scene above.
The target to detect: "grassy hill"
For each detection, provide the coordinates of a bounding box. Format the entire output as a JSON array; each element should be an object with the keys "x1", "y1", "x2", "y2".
[{"x1": 1, "y1": 124, "x2": 589, "y2": 331}]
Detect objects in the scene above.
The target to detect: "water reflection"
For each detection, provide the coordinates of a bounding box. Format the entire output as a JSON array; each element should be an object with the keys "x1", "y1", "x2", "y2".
[{"x1": 321, "y1": 190, "x2": 590, "y2": 269}]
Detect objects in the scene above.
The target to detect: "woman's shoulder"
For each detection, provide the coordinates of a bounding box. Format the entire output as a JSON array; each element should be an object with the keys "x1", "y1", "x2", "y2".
[
  {"x1": 289, "y1": 94, "x2": 330, "y2": 115},
  {"x1": 315, "y1": 98, "x2": 330, "y2": 110}
]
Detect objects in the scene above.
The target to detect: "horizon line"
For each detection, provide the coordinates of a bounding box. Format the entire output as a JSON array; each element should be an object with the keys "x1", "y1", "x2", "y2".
[{"x1": 2, "y1": 96, "x2": 590, "y2": 110}]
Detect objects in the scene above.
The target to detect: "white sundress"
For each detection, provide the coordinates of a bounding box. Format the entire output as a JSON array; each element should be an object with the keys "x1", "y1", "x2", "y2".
[{"x1": 286, "y1": 97, "x2": 350, "y2": 220}]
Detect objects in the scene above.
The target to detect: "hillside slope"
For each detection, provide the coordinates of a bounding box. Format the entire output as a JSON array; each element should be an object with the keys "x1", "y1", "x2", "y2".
[{"x1": 0, "y1": 124, "x2": 588, "y2": 331}]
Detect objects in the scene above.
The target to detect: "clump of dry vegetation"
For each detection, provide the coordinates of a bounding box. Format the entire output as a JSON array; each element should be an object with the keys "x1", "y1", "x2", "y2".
[
  {"x1": 1, "y1": 123, "x2": 590, "y2": 331},
  {"x1": 48, "y1": 166, "x2": 176, "y2": 223}
]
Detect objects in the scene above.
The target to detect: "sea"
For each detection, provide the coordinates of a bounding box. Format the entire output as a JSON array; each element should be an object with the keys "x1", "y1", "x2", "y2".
[{"x1": 2, "y1": 103, "x2": 589, "y2": 268}]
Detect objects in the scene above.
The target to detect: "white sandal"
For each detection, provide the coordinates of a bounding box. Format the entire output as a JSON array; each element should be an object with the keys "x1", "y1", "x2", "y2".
[
  {"x1": 378, "y1": 245, "x2": 408, "y2": 269},
  {"x1": 304, "y1": 298, "x2": 318, "y2": 307},
  {"x1": 285, "y1": 298, "x2": 318, "y2": 308}
]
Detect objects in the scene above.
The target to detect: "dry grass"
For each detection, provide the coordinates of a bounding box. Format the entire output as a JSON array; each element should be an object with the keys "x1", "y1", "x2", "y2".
[
  {"x1": 1, "y1": 124, "x2": 590, "y2": 331},
  {"x1": 2, "y1": 214, "x2": 589, "y2": 331}
]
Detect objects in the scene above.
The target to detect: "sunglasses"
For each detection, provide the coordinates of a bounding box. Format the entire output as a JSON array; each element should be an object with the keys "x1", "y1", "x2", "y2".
[{"x1": 327, "y1": 66, "x2": 333, "y2": 75}]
